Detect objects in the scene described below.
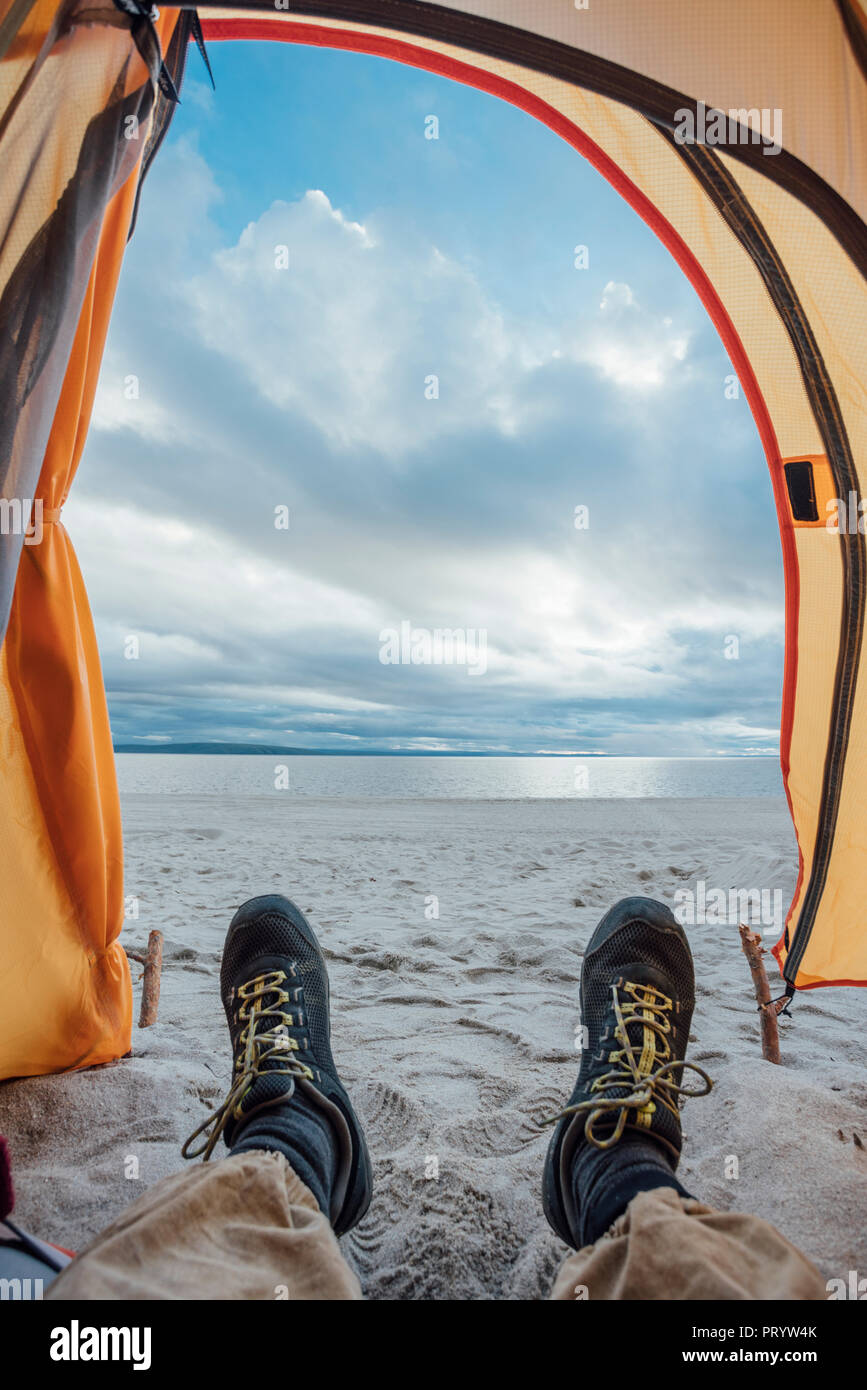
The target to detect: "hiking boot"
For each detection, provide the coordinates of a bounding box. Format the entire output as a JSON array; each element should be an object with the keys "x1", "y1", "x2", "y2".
[
  {"x1": 183, "y1": 894, "x2": 372, "y2": 1236},
  {"x1": 542, "y1": 896, "x2": 711, "y2": 1248}
]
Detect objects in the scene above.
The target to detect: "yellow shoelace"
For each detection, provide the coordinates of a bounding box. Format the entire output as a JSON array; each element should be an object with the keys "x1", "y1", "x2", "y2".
[
  {"x1": 182, "y1": 971, "x2": 314, "y2": 1162},
  {"x1": 541, "y1": 980, "x2": 712, "y2": 1147}
]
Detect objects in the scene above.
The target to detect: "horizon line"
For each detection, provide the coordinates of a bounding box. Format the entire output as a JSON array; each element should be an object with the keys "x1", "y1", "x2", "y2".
[{"x1": 112, "y1": 741, "x2": 779, "y2": 759}]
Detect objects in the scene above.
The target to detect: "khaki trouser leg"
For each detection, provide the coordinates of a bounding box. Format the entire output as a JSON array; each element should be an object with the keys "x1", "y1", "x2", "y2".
[
  {"x1": 550, "y1": 1186, "x2": 827, "y2": 1300},
  {"x1": 46, "y1": 1151, "x2": 361, "y2": 1300},
  {"x1": 45, "y1": 1154, "x2": 827, "y2": 1301}
]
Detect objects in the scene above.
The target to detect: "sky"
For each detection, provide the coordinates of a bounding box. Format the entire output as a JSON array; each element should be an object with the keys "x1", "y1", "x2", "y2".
[{"x1": 68, "y1": 40, "x2": 786, "y2": 755}]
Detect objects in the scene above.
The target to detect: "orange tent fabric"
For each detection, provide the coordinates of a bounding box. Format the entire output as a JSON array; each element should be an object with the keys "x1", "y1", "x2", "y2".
[{"x1": 0, "y1": 0, "x2": 180, "y2": 1077}]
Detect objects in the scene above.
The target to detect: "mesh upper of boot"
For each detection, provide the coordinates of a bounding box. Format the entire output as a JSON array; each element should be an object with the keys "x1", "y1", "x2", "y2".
[
  {"x1": 582, "y1": 921, "x2": 695, "y2": 1061},
  {"x1": 220, "y1": 909, "x2": 336, "y2": 1076},
  {"x1": 569, "y1": 918, "x2": 696, "y2": 1153}
]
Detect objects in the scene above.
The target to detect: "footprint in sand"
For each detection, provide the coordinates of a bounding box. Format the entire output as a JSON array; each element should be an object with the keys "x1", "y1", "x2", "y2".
[
  {"x1": 343, "y1": 1201, "x2": 391, "y2": 1267},
  {"x1": 354, "y1": 950, "x2": 408, "y2": 972},
  {"x1": 357, "y1": 1081, "x2": 429, "y2": 1150},
  {"x1": 360, "y1": 1176, "x2": 526, "y2": 1301},
  {"x1": 530, "y1": 1084, "x2": 572, "y2": 1121},
  {"x1": 443, "y1": 1109, "x2": 541, "y2": 1158}
]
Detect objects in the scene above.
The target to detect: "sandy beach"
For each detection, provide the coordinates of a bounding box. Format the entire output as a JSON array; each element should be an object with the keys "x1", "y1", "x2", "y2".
[{"x1": 3, "y1": 793, "x2": 865, "y2": 1299}]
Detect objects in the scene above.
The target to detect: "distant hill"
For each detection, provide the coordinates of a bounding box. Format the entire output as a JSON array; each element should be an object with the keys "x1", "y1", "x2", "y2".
[
  {"x1": 114, "y1": 742, "x2": 311, "y2": 755},
  {"x1": 111, "y1": 743, "x2": 567, "y2": 757}
]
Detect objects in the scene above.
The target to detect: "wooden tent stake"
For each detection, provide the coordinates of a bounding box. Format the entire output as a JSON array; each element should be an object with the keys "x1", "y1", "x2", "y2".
[
  {"x1": 126, "y1": 930, "x2": 164, "y2": 1028},
  {"x1": 738, "y1": 924, "x2": 781, "y2": 1064}
]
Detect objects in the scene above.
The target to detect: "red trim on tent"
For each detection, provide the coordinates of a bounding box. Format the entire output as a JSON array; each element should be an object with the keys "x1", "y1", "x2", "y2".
[{"x1": 200, "y1": 14, "x2": 807, "y2": 981}]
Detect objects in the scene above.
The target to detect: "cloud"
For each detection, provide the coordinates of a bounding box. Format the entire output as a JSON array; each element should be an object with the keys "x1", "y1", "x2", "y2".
[
  {"x1": 575, "y1": 280, "x2": 691, "y2": 389},
  {"x1": 72, "y1": 136, "x2": 785, "y2": 754},
  {"x1": 179, "y1": 186, "x2": 542, "y2": 454}
]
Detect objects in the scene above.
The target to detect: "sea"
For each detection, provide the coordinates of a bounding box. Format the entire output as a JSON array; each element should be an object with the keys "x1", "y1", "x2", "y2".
[{"x1": 114, "y1": 754, "x2": 785, "y2": 800}]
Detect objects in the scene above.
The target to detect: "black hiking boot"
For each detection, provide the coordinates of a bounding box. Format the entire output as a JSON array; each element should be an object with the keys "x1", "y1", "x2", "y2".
[
  {"x1": 542, "y1": 896, "x2": 712, "y2": 1248},
  {"x1": 182, "y1": 894, "x2": 372, "y2": 1236}
]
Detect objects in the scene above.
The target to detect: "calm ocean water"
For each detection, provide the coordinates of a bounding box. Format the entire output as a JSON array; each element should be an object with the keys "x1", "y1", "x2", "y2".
[{"x1": 114, "y1": 754, "x2": 785, "y2": 800}]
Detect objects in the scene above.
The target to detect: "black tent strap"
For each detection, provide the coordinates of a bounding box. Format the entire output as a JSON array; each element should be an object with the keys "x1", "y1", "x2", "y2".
[
  {"x1": 112, "y1": 0, "x2": 180, "y2": 102},
  {"x1": 190, "y1": 10, "x2": 216, "y2": 89},
  {"x1": 768, "y1": 983, "x2": 796, "y2": 1017}
]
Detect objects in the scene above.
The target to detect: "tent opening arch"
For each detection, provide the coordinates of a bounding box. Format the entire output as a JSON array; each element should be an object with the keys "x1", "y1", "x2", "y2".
[{"x1": 1, "y1": 0, "x2": 864, "y2": 1081}]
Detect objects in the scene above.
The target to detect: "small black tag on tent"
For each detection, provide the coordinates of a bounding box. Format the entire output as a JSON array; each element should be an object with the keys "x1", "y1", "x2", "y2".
[{"x1": 784, "y1": 459, "x2": 819, "y2": 522}]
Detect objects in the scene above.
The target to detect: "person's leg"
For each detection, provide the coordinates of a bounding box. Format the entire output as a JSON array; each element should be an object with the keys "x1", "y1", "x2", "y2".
[
  {"x1": 47, "y1": 1151, "x2": 361, "y2": 1300},
  {"x1": 542, "y1": 897, "x2": 826, "y2": 1301},
  {"x1": 49, "y1": 894, "x2": 372, "y2": 1300},
  {"x1": 549, "y1": 1187, "x2": 827, "y2": 1300}
]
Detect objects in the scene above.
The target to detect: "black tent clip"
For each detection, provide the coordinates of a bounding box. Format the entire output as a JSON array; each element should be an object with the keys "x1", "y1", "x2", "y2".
[{"x1": 112, "y1": 0, "x2": 181, "y2": 102}]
